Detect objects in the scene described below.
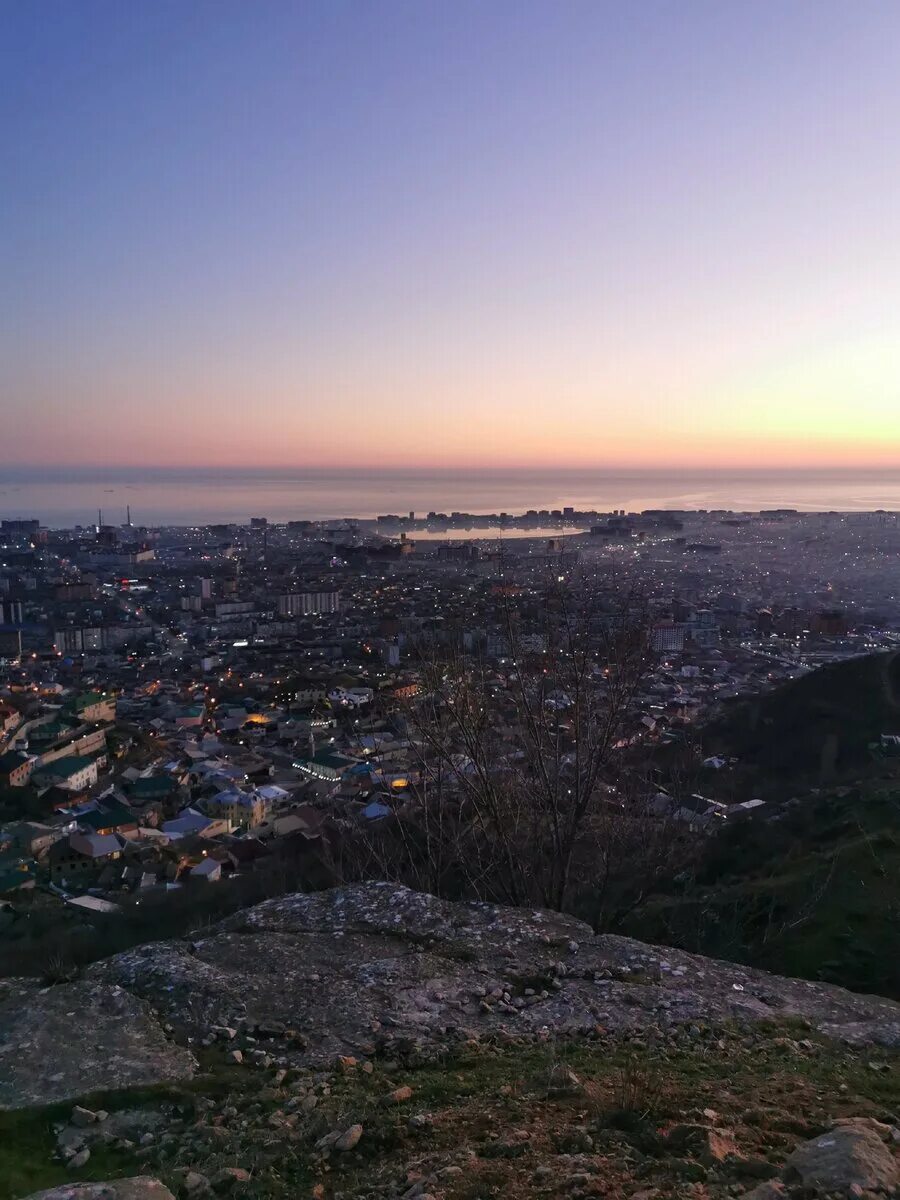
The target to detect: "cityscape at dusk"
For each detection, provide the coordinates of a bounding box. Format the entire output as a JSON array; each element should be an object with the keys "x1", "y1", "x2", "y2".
[{"x1": 2, "y1": 5, "x2": 900, "y2": 1199}]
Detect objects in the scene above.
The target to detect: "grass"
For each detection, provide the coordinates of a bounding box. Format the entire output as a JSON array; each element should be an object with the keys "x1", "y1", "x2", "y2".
[
  {"x1": 318, "y1": 1028, "x2": 899, "y2": 1199},
  {"x1": 626, "y1": 785, "x2": 900, "y2": 999},
  {"x1": 0, "y1": 1023, "x2": 897, "y2": 1200},
  {"x1": 0, "y1": 1103, "x2": 138, "y2": 1200}
]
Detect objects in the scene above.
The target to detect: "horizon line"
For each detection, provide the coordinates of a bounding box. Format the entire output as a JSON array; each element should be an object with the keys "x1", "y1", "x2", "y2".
[{"x1": 6, "y1": 462, "x2": 900, "y2": 475}]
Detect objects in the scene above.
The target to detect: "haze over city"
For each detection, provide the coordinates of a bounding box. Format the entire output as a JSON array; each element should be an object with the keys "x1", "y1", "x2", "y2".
[{"x1": 5, "y1": 0, "x2": 900, "y2": 473}]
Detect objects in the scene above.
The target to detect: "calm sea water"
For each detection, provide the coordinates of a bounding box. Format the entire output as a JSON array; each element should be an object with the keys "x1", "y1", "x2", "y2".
[{"x1": 3, "y1": 467, "x2": 900, "y2": 527}]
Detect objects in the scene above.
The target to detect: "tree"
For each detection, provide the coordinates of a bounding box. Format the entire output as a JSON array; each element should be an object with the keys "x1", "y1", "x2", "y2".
[{"x1": 345, "y1": 581, "x2": 695, "y2": 924}]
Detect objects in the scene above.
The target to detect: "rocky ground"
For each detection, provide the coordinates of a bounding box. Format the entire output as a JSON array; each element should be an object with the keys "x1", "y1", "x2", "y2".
[{"x1": 1, "y1": 885, "x2": 898, "y2": 1199}]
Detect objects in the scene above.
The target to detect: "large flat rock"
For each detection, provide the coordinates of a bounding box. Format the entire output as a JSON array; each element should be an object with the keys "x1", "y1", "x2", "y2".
[
  {"x1": 84, "y1": 882, "x2": 900, "y2": 1062},
  {"x1": 0, "y1": 978, "x2": 196, "y2": 1109}
]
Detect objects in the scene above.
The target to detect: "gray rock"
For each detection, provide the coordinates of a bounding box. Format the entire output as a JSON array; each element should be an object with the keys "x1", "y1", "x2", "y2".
[
  {"x1": 317, "y1": 1123, "x2": 364, "y2": 1152},
  {"x1": 21, "y1": 1180, "x2": 176, "y2": 1200},
  {"x1": 334, "y1": 1123, "x2": 364, "y2": 1152},
  {"x1": 0, "y1": 979, "x2": 195, "y2": 1110},
  {"x1": 80, "y1": 884, "x2": 900, "y2": 1067},
  {"x1": 783, "y1": 1119, "x2": 899, "y2": 1194},
  {"x1": 546, "y1": 1064, "x2": 583, "y2": 1096}
]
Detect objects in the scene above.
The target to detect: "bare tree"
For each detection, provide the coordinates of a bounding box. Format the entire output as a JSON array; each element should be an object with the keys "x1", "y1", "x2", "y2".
[{"x1": 343, "y1": 579, "x2": 694, "y2": 922}]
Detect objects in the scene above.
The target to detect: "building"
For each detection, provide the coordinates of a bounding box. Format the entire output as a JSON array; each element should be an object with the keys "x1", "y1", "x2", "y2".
[
  {"x1": 0, "y1": 627, "x2": 22, "y2": 659},
  {"x1": 35, "y1": 755, "x2": 99, "y2": 793},
  {"x1": 215, "y1": 600, "x2": 254, "y2": 619},
  {"x1": 0, "y1": 600, "x2": 23, "y2": 625},
  {"x1": 0, "y1": 703, "x2": 21, "y2": 738},
  {"x1": 68, "y1": 692, "x2": 117, "y2": 723},
  {"x1": 175, "y1": 705, "x2": 205, "y2": 728},
  {"x1": 278, "y1": 591, "x2": 341, "y2": 617},
  {"x1": 651, "y1": 622, "x2": 685, "y2": 653},
  {"x1": 1, "y1": 519, "x2": 39, "y2": 536},
  {"x1": 0, "y1": 750, "x2": 34, "y2": 788},
  {"x1": 49, "y1": 832, "x2": 125, "y2": 881},
  {"x1": 190, "y1": 856, "x2": 222, "y2": 881},
  {"x1": 204, "y1": 788, "x2": 271, "y2": 830},
  {"x1": 54, "y1": 628, "x2": 83, "y2": 654}
]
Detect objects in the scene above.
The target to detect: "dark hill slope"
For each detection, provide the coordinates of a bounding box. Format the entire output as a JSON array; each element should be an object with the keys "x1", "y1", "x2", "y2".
[
  {"x1": 705, "y1": 650, "x2": 900, "y2": 781},
  {"x1": 629, "y1": 655, "x2": 900, "y2": 996},
  {"x1": 625, "y1": 787, "x2": 900, "y2": 998}
]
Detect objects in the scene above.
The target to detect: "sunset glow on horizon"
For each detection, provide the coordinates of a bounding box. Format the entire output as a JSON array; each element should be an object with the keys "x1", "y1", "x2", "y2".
[{"x1": 5, "y1": 1, "x2": 900, "y2": 472}]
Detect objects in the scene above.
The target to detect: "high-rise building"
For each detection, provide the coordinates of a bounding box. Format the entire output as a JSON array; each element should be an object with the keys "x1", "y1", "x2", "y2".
[
  {"x1": 0, "y1": 600, "x2": 23, "y2": 625},
  {"x1": 277, "y1": 591, "x2": 341, "y2": 617},
  {"x1": 1, "y1": 519, "x2": 39, "y2": 535}
]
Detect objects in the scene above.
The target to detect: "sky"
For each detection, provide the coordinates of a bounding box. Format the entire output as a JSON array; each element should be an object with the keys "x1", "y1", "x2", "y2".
[{"x1": 3, "y1": 0, "x2": 900, "y2": 471}]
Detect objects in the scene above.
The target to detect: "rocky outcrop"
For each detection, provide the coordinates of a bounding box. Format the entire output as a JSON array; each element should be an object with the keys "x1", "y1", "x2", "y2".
[
  {"x1": 87, "y1": 883, "x2": 900, "y2": 1061},
  {"x1": 0, "y1": 978, "x2": 196, "y2": 1109},
  {"x1": 3, "y1": 884, "x2": 899, "y2": 1110},
  {"x1": 20, "y1": 1180, "x2": 175, "y2": 1200}
]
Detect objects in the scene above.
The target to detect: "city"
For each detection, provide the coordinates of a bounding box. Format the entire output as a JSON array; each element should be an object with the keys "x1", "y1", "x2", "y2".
[
  {"x1": 2, "y1": 504, "x2": 898, "y2": 922},
  {"x1": 3, "y1": 0, "x2": 900, "y2": 1197}
]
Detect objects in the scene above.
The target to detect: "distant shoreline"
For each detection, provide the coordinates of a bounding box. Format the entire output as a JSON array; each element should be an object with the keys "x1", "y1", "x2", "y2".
[{"x1": 4, "y1": 466, "x2": 900, "y2": 527}]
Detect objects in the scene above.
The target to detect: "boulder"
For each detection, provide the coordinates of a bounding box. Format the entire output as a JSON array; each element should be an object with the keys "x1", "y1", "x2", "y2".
[
  {"x1": 317, "y1": 1123, "x2": 364, "y2": 1153},
  {"x1": 0, "y1": 979, "x2": 196, "y2": 1109},
  {"x1": 21, "y1": 1180, "x2": 176, "y2": 1200},
  {"x1": 783, "y1": 1119, "x2": 899, "y2": 1194}
]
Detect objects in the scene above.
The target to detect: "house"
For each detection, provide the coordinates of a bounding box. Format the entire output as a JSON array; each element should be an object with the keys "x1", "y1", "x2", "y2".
[
  {"x1": 328, "y1": 686, "x2": 373, "y2": 709},
  {"x1": 161, "y1": 807, "x2": 229, "y2": 840},
  {"x1": 175, "y1": 705, "x2": 205, "y2": 729},
  {"x1": 49, "y1": 831, "x2": 125, "y2": 881},
  {"x1": 126, "y1": 775, "x2": 177, "y2": 805},
  {"x1": 73, "y1": 796, "x2": 139, "y2": 836},
  {"x1": 222, "y1": 835, "x2": 269, "y2": 867},
  {"x1": 203, "y1": 788, "x2": 271, "y2": 830},
  {"x1": 67, "y1": 692, "x2": 117, "y2": 723},
  {"x1": 0, "y1": 750, "x2": 34, "y2": 788},
  {"x1": 256, "y1": 783, "x2": 291, "y2": 805},
  {"x1": 0, "y1": 858, "x2": 37, "y2": 895},
  {"x1": 34, "y1": 755, "x2": 99, "y2": 793},
  {"x1": 292, "y1": 748, "x2": 357, "y2": 781},
  {"x1": 66, "y1": 894, "x2": 120, "y2": 914},
  {"x1": 0, "y1": 703, "x2": 22, "y2": 739},
  {"x1": 259, "y1": 805, "x2": 326, "y2": 841},
  {"x1": 5, "y1": 820, "x2": 63, "y2": 857},
  {"x1": 650, "y1": 791, "x2": 728, "y2": 832},
  {"x1": 190, "y1": 856, "x2": 222, "y2": 882}
]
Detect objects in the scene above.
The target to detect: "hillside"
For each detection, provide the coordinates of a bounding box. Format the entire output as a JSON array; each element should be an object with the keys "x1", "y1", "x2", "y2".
[
  {"x1": 704, "y1": 650, "x2": 900, "y2": 784},
  {"x1": 625, "y1": 787, "x2": 900, "y2": 998},
  {"x1": 630, "y1": 654, "x2": 900, "y2": 998},
  {"x1": 1, "y1": 884, "x2": 899, "y2": 1200}
]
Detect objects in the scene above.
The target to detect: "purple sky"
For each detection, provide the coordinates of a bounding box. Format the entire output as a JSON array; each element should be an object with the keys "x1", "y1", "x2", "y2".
[{"x1": 4, "y1": 1, "x2": 900, "y2": 469}]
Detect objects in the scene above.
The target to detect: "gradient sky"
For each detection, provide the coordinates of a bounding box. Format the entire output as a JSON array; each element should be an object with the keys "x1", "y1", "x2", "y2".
[{"x1": 3, "y1": 0, "x2": 900, "y2": 470}]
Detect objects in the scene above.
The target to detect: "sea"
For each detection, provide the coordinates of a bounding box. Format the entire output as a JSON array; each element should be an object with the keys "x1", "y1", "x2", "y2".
[{"x1": 3, "y1": 467, "x2": 900, "y2": 528}]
